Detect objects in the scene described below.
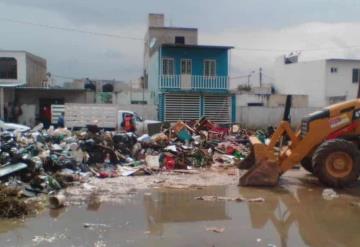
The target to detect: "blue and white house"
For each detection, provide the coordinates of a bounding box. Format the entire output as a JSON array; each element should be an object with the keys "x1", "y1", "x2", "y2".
[{"x1": 148, "y1": 43, "x2": 235, "y2": 124}]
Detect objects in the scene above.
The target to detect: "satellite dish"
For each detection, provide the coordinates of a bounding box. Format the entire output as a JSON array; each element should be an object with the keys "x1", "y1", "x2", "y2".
[
  {"x1": 149, "y1": 38, "x2": 157, "y2": 48},
  {"x1": 284, "y1": 51, "x2": 301, "y2": 64}
]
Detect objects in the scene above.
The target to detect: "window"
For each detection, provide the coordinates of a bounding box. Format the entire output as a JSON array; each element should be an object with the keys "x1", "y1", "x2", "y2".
[
  {"x1": 162, "y1": 58, "x2": 174, "y2": 75},
  {"x1": 181, "y1": 59, "x2": 192, "y2": 74},
  {"x1": 330, "y1": 67, "x2": 337, "y2": 73},
  {"x1": 0, "y1": 57, "x2": 17, "y2": 79},
  {"x1": 352, "y1": 68, "x2": 360, "y2": 83},
  {"x1": 175, "y1": 36, "x2": 185, "y2": 44},
  {"x1": 204, "y1": 59, "x2": 216, "y2": 76}
]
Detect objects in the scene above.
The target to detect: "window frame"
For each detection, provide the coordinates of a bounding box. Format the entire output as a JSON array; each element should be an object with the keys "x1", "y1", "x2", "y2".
[
  {"x1": 352, "y1": 68, "x2": 360, "y2": 83},
  {"x1": 175, "y1": 36, "x2": 185, "y2": 44},
  {"x1": 0, "y1": 57, "x2": 17, "y2": 79},
  {"x1": 162, "y1": 58, "x2": 175, "y2": 75},
  {"x1": 204, "y1": 59, "x2": 216, "y2": 77},
  {"x1": 181, "y1": 59, "x2": 192, "y2": 75},
  {"x1": 330, "y1": 67, "x2": 337, "y2": 73}
]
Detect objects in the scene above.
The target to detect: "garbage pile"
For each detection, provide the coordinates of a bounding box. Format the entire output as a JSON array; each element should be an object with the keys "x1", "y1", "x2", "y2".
[{"x1": 0, "y1": 117, "x2": 253, "y2": 217}]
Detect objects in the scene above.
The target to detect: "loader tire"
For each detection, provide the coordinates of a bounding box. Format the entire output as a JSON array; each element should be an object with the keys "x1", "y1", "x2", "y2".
[
  {"x1": 313, "y1": 139, "x2": 360, "y2": 188},
  {"x1": 301, "y1": 157, "x2": 313, "y2": 173}
]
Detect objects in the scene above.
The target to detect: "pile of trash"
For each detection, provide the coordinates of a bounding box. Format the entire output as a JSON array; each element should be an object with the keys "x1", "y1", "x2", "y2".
[{"x1": 0, "y1": 117, "x2": 253, "y2": 217}]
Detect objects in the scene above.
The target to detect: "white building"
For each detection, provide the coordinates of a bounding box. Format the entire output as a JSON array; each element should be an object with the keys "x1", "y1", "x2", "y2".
[
  {"x1": 274, "y1": 56, "x2": 360, "y2": 107},
  {"x1": 0, "y1": 50, "x2": 47, "y2": 87},
  {"x1": 0, "y1": 50, "x2": 47, "y2": 119}
]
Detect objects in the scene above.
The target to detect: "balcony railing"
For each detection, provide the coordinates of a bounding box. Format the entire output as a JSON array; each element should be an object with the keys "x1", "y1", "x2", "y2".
[{"x1": 160, "y1": 75, "x2": 228, "y2": 90}]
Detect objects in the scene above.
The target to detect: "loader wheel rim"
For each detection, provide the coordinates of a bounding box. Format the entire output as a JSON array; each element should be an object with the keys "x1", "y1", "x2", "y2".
[{"x1": 325, "y1": 152, "x2": 353, "y2": 178}]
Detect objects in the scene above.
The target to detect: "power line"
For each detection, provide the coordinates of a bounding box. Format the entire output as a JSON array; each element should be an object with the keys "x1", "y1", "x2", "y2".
[
  {"x1": 2, "y1": 17, "x2": 360, "y2": 53},
  {"x1": 0, "y1": 17, "x2": 144, "y2": 41},
  {"x1": 234, "y1": 45, "x2": 360, "y2": 53}
]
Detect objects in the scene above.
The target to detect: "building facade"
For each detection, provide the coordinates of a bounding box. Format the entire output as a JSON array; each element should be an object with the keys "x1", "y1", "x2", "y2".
[
  {"x1": 144, "y1": 13, "x2": 198, "y2": 89},
  {"x1": 145, "y1": 14, "x2": 234, "y2": 123},
  {"x1": 0, "y1": 50, "x2": 47, "y2": 120},
  {"x1": 148, "y1": 43, "x2": 234, "y2": 123},
  {"x1": 274, "y1": 56, "x2": 360, "y2": 107},
  {"x1": 0, "y1": 50, "x2": 47, "y2": 87}
]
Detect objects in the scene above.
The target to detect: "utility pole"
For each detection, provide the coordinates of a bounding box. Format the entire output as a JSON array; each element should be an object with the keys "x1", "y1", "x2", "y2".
[
  {"x1": 259, "y1": 67, "x2": 263, "y2": 87},
  {"x1": 0, "y1": 87, "x2": 3, "y2": 120}
]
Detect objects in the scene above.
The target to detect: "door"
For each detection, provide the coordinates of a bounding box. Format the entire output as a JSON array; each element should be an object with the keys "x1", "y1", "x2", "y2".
[
  {"x1": 181, "y1": 59, "x2": 192, "y2": 89},
  {"x1": 203, "y1": 95, "x2": 230, "y2": 124},
  {"x1": 164, "y1": 94, "x2": 200, "y2": 121}
]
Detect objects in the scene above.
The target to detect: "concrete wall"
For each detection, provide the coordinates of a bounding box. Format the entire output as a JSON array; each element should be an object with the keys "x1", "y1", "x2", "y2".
[
  {"x1": 268, "y1": 94, "x2": 308, "y2": 107},
  {"x1": 25, "y1": 53, "x2": 47, "y2": 87},
  {"x1": 236, "y1": 106, "x2": 320, "y2": 128},
  {"x1": 325, "y1": 60, "x2": 360, "y2": 102},
  {"x1": 236, "y1": 94, "x2": 268, "y2": 106},
  {"x1": 0, "y1": 51, "x2": 27, "y2": 86},
  {"x1": 14, "y1": 89, "x2": 95, "y2": 126},
  {"x1": 274, "y1": 57, "x2": 327, "y2": 107},
  {"x1": 0, "y1": 51, "x2": 47, "y2": 87},
  {"x1": 114, "y1": 90, "x2": 151, "y2": 105},
  {"x1": 236, "y1": 93, "x2": 308, "y2": 107}
]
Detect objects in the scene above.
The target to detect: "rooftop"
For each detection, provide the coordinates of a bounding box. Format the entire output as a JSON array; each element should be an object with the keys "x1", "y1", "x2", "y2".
[
  {"x1": 161, "y1": 43, "x2": 233, "y2": 50},
  {"x1": 149, "y1": 26, "x2": 198, "y2": 31}
]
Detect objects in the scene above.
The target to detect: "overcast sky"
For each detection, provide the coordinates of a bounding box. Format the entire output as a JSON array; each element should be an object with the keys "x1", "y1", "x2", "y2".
[{"x1": 1, "y1": 0, "x2": 360, "y2": 85}]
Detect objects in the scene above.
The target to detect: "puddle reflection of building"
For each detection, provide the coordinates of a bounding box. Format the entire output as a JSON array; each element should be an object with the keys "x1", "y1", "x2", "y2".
[
  {"x1": 240, "y1": 186, "x2": 360, "y2": 247},
  {"x1": 144, "y1": 187, "x2": 230, "y2": 235}
]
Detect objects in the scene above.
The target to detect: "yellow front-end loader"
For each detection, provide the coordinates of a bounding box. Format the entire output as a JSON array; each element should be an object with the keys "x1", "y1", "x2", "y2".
[{"x1": 239, "y1": 95, "x2": 360, "y2": 188}]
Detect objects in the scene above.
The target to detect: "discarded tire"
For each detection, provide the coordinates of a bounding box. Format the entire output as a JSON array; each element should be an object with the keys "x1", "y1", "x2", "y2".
[{"x1": 312, "y1": 139, "x2": 360, "y2": 188}]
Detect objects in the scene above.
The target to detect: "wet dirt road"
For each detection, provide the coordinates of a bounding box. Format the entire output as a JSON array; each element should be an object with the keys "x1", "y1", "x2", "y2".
[{"x1": 1, "y1": 171, "x2": 360, "y2": 247}]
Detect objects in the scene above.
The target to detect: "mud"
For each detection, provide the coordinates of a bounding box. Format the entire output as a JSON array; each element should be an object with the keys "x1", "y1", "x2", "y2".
[
  {"x1": 65, "y1": 167, "x2": 240, "y2": 204},
  {"x1": 0, "y1": 169, "x2": 360, "y2": 247}
]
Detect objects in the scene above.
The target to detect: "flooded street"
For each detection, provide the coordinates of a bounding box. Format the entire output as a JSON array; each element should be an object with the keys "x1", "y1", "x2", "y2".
[{"x1": 1, "y1": 171, "x2": 360, "y2": 247}]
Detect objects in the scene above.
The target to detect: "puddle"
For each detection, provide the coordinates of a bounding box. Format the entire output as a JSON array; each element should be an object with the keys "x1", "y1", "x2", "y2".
[{"x1": 0, "y1": 183, "x2": 359, "y2": 247}]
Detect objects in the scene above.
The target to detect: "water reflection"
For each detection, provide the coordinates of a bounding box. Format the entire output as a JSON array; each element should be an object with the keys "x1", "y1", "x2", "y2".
[
  {"x1": 240, "y1": 186, "x2": 360, "y2": 247},
  {"x1": 86, "y1": 192, "x2": 101, "y2": 211},
  {"x1": 144, "y1": 187, "x2": 230, "y2": 235}
]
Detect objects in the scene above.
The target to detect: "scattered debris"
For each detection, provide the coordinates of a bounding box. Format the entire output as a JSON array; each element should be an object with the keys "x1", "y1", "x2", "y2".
[
  {"x1": 32, "y1": 233, "x2": 67, "y2": 245},
  {"x1": 322, "y1": 188, "x2": 339, "y2": 200},
  {"x1": 195, "y1": 195, "x2": 265, "y2": 203},
  {"x1": 48, "y1": 194, "x2": 66, "y2": 209},
  {"x1": 206, "y1": 226, "x2": 225, "y2": 233},
  {"x1": 0, "y1": 185, "x2": 40, "y2": 218},
  {"x1": 0, "y1": 117, "x2": 252, "y2": 218},
  {"x1": 350, "y1": 201, "x2": 360, "y2": 207},
  {"x1": 83, "y1": 223, "x2": 111, "y2": 229}
]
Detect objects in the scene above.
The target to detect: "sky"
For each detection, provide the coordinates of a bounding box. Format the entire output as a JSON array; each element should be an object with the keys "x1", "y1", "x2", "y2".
[{"x1": 1, "y1": 0, "x2": 360, "y2": 86}]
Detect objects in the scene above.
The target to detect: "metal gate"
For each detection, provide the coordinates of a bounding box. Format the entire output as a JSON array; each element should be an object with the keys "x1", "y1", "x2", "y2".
[
  {"x1": 204, "y1": 95, "x2": 230, "y2": 124},
  {"x1": 164, "y1": 94, "x2": 201, "y2": 121}
]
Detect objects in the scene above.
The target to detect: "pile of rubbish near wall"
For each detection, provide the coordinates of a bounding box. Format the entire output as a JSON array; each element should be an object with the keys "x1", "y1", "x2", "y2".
[{"x1": 0, "y1": 117, "x2": 258, "y2": 218}]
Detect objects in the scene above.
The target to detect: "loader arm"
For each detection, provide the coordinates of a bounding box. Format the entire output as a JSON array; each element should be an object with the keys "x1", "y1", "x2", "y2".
[{"x1": 240, "y1": 97, "x2": 360, "y2": 187}]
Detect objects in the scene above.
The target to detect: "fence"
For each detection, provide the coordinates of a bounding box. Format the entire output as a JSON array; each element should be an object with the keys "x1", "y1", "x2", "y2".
[{"x1": 236, "y1": 106, "x2": 320, "y2": 128}]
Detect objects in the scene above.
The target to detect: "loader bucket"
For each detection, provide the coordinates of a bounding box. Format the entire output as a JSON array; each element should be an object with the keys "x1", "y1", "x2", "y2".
[{"x1": 239, "y1": 136, "x2": 281, "y2": 187}]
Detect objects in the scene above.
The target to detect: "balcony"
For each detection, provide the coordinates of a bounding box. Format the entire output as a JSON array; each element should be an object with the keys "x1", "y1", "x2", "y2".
[{"x1": 160, "y1": 75, "x2": 228, "y2": 90}]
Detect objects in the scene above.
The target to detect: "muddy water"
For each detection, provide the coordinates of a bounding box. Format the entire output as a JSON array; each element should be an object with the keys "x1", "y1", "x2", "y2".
[{"x1": 1, "y1": 180, "x2": 360, "y2": 247}]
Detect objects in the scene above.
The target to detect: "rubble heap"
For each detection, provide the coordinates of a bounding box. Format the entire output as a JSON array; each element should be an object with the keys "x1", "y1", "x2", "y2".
[{"x1": 0, "y1": 117, "x2": 255, "y2": 218}]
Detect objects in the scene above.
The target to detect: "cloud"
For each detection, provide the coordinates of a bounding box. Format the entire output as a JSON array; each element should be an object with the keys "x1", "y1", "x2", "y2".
[
  {"x1": 201, "y1": 22, "x2": 360, "y2": 87},
  {"x1": 2, "y1": 1, "x2": 360, "y2": 86}
]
